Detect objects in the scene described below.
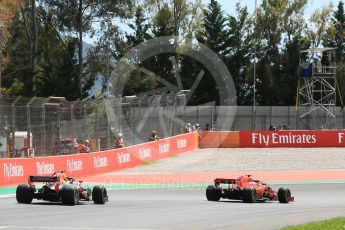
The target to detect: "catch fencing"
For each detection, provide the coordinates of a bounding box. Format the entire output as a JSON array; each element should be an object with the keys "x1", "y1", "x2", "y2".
[{"x1": 1, "y1": 95, "x2": 345, "y2": 158}]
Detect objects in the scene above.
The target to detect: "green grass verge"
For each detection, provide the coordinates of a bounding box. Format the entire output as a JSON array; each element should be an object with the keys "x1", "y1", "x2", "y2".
[
  {"x1": 142, "y1": 160, "x2": 160, "y2": 165},
  {"x1": 281, "y1": 217, "x2": 345, "y2": 230}
]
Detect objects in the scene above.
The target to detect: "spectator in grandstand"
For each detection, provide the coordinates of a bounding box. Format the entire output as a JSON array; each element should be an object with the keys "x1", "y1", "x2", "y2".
[
  {"x1": 268, "y1": 124, "x2": 276, "y2": 131},
  {"x1": 282, "y1": 125, "x2": 289, "y2": 130},
  {"x1": 115, "y1": 133, "x2": 125, "y2": 148},
  {"x1": 205, "y1": 124, "x2": 211, "y2": 131},
  {"x1": 149, "y1": 130, "x2": 159, "y2": 141},
  {"x1": 188, "y1": 123, "x2": 193, "y2": 132},
  {"x1": 84, "y1": 139, "x2": 91, "y2": 153},
  {"x1": 195, "y1": 123, "x2": 202, "y2": 137},
  {"x1": 184, "y1": 123, "x2": 193, "y2": 133}
]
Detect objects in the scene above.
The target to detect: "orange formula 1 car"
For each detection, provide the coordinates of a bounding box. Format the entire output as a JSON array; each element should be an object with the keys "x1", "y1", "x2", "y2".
[
  {"x1": 206, "y1": 175, "x2": 294, "y2": 203},
  {"x1": 16, "y1": 170, "x2": 108, "y2": 206}
]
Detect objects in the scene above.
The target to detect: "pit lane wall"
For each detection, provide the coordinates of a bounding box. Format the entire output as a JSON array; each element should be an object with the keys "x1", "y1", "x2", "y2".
[
  {"x1": 200, "y1": 130, "x2": 345, "y2": 148},
  {"x1": 0, "y1": 133, "x2": 198, "y2": 187}
]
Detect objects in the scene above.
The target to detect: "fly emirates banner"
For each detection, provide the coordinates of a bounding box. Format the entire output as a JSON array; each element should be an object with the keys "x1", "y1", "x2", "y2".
[{"x1": 240, "y1": 130, "x2": 345, "y2": 147}]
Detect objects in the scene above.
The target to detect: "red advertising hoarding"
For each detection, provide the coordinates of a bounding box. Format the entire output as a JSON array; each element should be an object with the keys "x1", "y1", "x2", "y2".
[
  {"x1": 239, "y1": 130, "x2": 345, "y2": 147},
  {"x1": 0, "y1": 133, "x2": 198, "y2": 187}
]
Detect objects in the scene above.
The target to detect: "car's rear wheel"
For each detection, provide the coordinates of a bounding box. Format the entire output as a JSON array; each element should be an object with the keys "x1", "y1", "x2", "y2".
[
  {"x1": 16, "y1": 184, "x2": 33, "y2": 204},
  {"x1": 60, "y1": 186, "x2": 79, "y2": 206},
  {"x1": 92, "y1": 185, "x2": 108, "y2": 204},
  {"x1": 243, "y1": 187, "x2": 257, "y2": 203},
  {"x1": 206, "y1": 185, "x2": 221, "y2": 201},
  {"x1": 278, "y1": 187, "x2": 291, "y2": 203}
]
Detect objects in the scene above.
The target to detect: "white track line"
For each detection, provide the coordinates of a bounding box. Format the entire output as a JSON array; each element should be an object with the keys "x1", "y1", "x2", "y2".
[{"x1": 0, "y1": 194, "x2": 15, "y2": 199}]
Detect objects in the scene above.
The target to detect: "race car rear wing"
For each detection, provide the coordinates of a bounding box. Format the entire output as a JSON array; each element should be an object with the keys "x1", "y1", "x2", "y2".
[{"x1": 29, "y1": 176, "x2": 58, "y2": 183}]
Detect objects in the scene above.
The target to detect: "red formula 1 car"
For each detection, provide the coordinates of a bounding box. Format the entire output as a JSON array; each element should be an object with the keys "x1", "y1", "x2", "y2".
[
  {"x1": 16, "y1": 170, "x2": 108, "y2": 206},
  {"x1": 206, "y1": 175, "x2": 294, "y2": 203}
]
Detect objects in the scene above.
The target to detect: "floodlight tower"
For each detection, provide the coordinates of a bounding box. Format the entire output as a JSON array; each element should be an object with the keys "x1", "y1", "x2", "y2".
[{"x1": 298, "y1": 48, "x2": 337, "y2": 129}]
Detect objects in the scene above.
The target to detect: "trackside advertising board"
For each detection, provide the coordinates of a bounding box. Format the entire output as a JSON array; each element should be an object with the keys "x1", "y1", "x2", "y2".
[
  {"x1": 240, "y1": 130, "x2": 345, "y2": 147},
  {"x1": 0, "y1": 133, "x2": 198, "y2": 187}
]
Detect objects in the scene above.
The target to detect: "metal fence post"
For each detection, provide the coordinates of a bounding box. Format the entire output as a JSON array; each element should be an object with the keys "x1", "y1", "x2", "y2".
[
  {"x1": 26, "y1": 97, "x2": 35, "y2": 154},
  {"x1": 57, "y1": 105, "x2": 61, "y2": 149},
  {"x1": 83, "y1": 103, "x2": 87, "y2": 141},
  {"x1": 41, "y1": 102, "x2": 45, "y2": 155},
  {"x1": 11, "y1": 97, "x2": 21, "y2": 157},
  {"x1": 269, "y1": 106, "x2": 272, "y2": 127},
  {"x1": 342, "y1": 108, "x2": 345, "y2": 129},
  {"x1": 295, "y1": 106, "x2": 299, "y2": 129},
  {"x1": 210, "y1": 109, "x2": 213, "y2": 130},
  {"x1": 11, "y1": 105, "x2": 15, "y2": 157},
  {"x1": 106, "y1": 103, "x2": 110, "y2": 150},
  {"x1": 131, "y1": 103, "x2": 134, "y2": 145},
  {"x1": 197, "y1": 105, "x2": 199, "y2": 123},
  {"x1": 287, "y1": 106, "x2": 291, "y2": 128},
  {"x1": 70, "y1": 103, "x2": 74, "y2": 138}
]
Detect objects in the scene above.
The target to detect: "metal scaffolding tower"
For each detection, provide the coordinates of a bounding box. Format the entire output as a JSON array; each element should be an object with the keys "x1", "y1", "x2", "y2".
[{"x1": 298, "y1": 47, "x2": 337, "y2": 129}]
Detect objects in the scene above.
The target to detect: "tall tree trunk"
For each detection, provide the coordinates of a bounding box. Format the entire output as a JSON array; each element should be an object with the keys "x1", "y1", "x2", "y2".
[
  {"x1": 31, "y1": 0, "x2": 37, "y2": 95},
  {"x1": 78, "y1": 0, "x2": 83, "y2": 98}
]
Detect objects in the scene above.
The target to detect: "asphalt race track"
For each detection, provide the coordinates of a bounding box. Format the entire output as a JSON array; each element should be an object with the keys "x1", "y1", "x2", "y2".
[{"x1": 1, "y1": 184, "x2": 345, "y2": 230}]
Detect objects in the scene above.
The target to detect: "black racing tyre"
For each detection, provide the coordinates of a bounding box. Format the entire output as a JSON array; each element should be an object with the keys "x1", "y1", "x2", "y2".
[
  {"x1": 92, "y1": 185, "x2": 108, "y2": 204},
  {"x1": 243, "y1": 187, "x2": 257, "y2": 203},
  {"x1": 278, "y1": 187, "x2": 291, "y2": 203},
  {"x1": 16, "y1": 184, "x2": 33, "y2": 204},
  {"x1": 206, "y1": 185, "x2": 221, "y2": 201},
  {"x1": 60, "y1": 185, "x2": 79, "y2": 206}
]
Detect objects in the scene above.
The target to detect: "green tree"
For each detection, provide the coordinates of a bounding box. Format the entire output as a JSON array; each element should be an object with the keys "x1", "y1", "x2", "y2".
[
  {"x1": 307, "y1": 4, "x2": 333, "y2": 49},
  {"x1": 255, "y1": 0, "x2": 286, "y2": 105},
  {"x1": 126, "y1": 6, "x2": 152, "y2": 48},
  {"x1": 39, "y1": 0, "x2": 134, "y2": 98},
  {"x1": 324, "y1": 1, "x2": 345, "y2": 61},
  {"x1": 334, "y1": 1, "x2": 345, "y2": 61},
  {"x1": 146, "y1": 0, "x2": 203, "y2": 38},
  {"x1": 322, "y1": 1, "x2": 345, "y2": 106},
  {"x1": 37, "y1": 37, "x2": 80, "y2": 100},
  {"x1": 254, "y1": 0, "x2": 308, "y2": 105},
  {"x1": 191, "y1": 0, "x2": 230, "y2": 104},
  {"x1": 118, "y1": 0, "x2": 203, "y2": 100},
  {"x1": 3, "y1": 2, "x2": 86, "y2": 100},
  {"x1": 196, "y1": 0, "x2": 228, "y2": 59},
  {"x1": 227, "y1": 2, "x2": 253, "y2": 105},
  {"x1": 279, "y1": 0, "x2": 308, "y2": 105}
]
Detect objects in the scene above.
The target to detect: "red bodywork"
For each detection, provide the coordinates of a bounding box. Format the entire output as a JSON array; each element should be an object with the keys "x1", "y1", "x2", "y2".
[
  {"x1": 28, "y1": 172, "x2": 89, "y2": 201},
  {"x1": 210, "y1": 175, "x2": 294, "y2": 202}
]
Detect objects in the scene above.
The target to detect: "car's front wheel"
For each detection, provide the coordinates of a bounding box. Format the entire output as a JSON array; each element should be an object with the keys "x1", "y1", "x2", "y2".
[
  {"x1": 278, "y1": 187, "x2": 291, "y2": 203},
  {"x1": 92, "y1": 185, "x2": 108, "y2": 204}
]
